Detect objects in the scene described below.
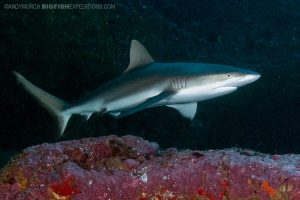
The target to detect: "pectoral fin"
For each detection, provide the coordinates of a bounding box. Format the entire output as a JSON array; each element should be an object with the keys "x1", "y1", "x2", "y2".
[
  {"x1": 117, "y1": 90, "x2": 175, "y2": 118},
  {"x1": 167, "y1": 102, "x2": 197, "y2": 120}
]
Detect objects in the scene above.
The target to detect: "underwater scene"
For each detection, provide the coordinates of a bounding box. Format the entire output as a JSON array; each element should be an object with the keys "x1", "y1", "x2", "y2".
[{"x1": 0, "y1": 0, "x2": 299, "y2": 199}]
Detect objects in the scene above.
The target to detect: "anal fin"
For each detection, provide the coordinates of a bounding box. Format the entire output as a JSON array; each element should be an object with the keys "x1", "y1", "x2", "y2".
[
  {"x1": 82, "y1": 113, "x2": 93, "y2": 121},
  {"x1": 109, "y1": 112, "x2": 121, "y2": 118}
]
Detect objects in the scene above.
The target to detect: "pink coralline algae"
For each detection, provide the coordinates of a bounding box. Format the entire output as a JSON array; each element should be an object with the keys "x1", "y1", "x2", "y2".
[{"x1": 0, "y1": 135, "x2": 299, "y2": 200}]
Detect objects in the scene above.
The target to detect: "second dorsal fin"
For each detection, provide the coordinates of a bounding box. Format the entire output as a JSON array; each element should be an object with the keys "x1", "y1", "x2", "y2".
[{"x1": 124, "y1": 40, "x2": 154, "y2": 73}]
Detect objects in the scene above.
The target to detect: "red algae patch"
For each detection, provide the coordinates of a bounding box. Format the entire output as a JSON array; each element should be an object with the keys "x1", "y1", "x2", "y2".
[
  {"x1": 0, "y1": 135, "x2": 299, "y2": 200},
  {"x1": 50, "y1": 176, "x2": 81, "y2": 198}
]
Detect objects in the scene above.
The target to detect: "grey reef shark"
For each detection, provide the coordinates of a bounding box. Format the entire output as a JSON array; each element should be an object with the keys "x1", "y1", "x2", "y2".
[{"x1": 14, "y1": 40, "x2": 260, "y2": 137}]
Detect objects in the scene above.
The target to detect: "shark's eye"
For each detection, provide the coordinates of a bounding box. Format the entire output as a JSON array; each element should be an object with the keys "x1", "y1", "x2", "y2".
[{"x1": 226, "y1": 73, "x2": 232, "y2": 78}]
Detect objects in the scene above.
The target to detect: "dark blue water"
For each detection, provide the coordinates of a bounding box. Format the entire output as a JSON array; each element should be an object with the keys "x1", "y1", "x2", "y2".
[{"x1": 1, "y1": 0, "x2": 299, "y2": 168}]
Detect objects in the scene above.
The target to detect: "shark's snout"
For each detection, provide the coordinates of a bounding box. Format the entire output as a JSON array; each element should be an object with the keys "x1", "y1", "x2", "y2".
[{"x1": 235, "y1": 72, "x2": 261, "y2": 87}]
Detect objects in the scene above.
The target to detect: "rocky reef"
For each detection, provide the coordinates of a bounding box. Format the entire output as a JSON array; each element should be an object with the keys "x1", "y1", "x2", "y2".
[{"x1": 0, "y1": 135, "x2": 299, "y2": 200}]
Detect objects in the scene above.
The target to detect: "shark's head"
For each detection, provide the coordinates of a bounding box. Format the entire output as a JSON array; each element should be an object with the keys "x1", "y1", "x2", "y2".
[
  {"x1": 186, "y1": 64, "x2": 261, "y2": 89},
  {"x1": 217, "y1": 66, "x2": 261, "y2": 88},
  {"x1": 173, "y1": 63, "x2": 261, "y2": 102}
]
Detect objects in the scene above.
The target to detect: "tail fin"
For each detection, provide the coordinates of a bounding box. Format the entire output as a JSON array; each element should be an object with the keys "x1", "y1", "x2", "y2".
[{"x1": 13, "y1": 71, "x2": 71, "y2": 137}]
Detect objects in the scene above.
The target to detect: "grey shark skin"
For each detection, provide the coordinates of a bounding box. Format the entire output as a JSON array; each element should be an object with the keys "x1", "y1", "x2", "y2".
[{"x1": 14, "y1": 40, "x2": 260, "y2": 136}]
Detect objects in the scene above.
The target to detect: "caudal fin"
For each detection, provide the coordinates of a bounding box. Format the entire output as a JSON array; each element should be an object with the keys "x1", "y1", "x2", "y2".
[{"x1": 13, "y1": 71, "x2": 71, "y2": 137}]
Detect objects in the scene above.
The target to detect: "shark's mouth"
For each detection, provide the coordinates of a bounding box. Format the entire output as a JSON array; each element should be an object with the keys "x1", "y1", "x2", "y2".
[{"x1": 213, "y1": 86, "x2": 237, "y2": 93}]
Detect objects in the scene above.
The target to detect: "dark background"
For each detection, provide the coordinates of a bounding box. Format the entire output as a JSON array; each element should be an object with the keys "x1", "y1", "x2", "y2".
[{"x1": 1, "y1": 0, "x2": 300, "y2": 167}]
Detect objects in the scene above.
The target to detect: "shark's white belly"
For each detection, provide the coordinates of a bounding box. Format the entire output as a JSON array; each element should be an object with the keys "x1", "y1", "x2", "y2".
[
  {"x1": 156, "y1": 86, "x2": 237, "y2": 105},
  {"x1": 105, "y1": 89, "x2": 162, "y2": 112}
]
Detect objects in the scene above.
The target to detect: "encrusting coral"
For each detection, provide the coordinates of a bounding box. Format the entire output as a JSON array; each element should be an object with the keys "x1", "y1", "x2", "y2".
[{"x1": 0, "y1": 135, "x2": 299, "y2": 200}]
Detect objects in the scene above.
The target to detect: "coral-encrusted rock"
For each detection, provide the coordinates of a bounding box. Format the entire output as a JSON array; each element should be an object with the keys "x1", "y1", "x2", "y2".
[{"x1": 0, "y1": 135, "x2": 299, "y2": 200}]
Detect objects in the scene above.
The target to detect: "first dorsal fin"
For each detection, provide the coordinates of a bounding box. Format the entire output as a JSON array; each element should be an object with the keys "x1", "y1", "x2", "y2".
[{"x1": 124, "y1": 40, "x2": 154, "y2": 73}]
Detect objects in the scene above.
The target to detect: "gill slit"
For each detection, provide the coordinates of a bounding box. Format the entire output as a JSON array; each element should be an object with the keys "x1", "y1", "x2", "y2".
[{"x1": 171, "y1": 77, "x2": 187, "y2": 90}]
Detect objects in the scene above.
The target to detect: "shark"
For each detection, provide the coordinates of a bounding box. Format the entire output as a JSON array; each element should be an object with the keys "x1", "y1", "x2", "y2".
[{"x1": 14, "y1": 40, "x2": 260, "y2": 137}]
